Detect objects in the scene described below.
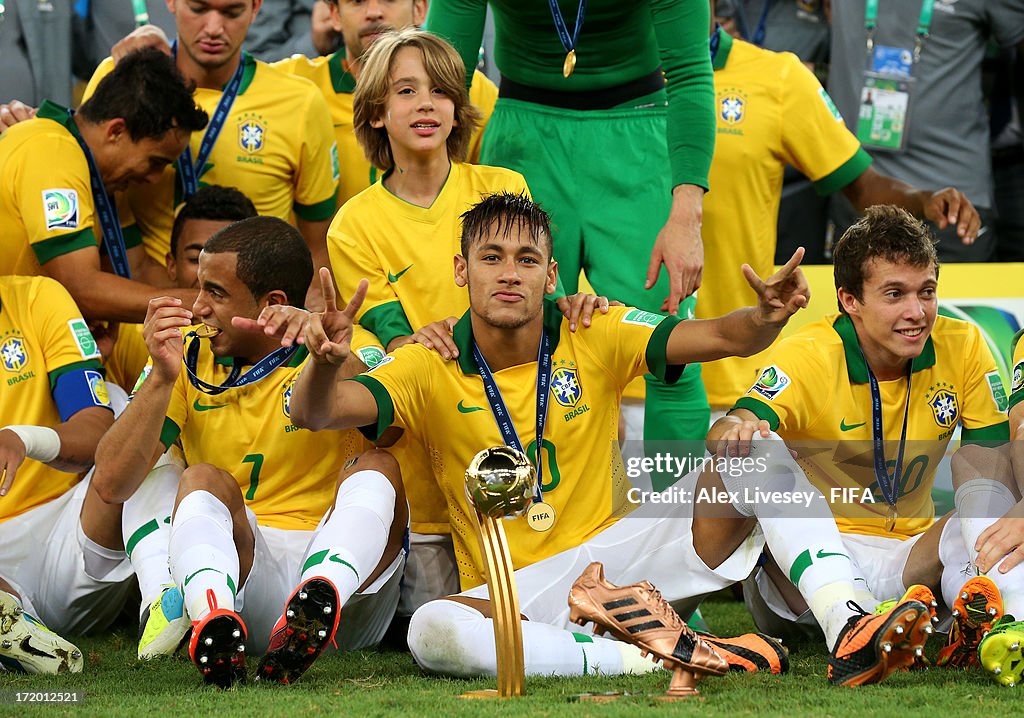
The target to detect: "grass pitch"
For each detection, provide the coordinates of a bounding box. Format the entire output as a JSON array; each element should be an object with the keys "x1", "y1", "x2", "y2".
[{"x1": 6, "y1": 594, "x2": 1017, "y2": 718}]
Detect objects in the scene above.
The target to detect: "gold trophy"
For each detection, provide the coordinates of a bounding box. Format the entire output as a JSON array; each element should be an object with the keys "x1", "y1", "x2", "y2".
[{"x1": 460, "y1": 446, "x2": 536, "y2": 699}]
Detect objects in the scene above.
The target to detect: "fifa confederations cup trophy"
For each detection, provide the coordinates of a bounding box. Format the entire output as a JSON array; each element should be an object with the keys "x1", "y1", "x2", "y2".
[{"x1": 460, "y1": 446, "x2": 536, "y2": 699}]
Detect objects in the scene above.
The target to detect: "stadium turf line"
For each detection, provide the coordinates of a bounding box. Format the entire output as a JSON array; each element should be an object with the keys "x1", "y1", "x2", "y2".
[{"x1": 6, "y1": 595, "x2": 1019, "y2": 718}]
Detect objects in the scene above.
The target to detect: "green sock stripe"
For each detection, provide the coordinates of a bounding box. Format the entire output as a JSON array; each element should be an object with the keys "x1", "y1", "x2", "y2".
[
  {"x1": 226, "y1": 574, "x2": 236, "y2": 598},
  {"x1": 302, "y1": 550, "x2": 330, "y2": 574},
  {"x1": 582, "y1": 647, "x2": 588, "y2": 676},
  {"x1": 125, "y1": 519, "x2": 161, "y2": 559},
  {"x1": 789, "y1": 549, "x2": 813, "y2": 586},
  {"x1": 331, "y1": 557, "x2": 360, "y2": 580},
  {"x1": 183, "y1": 567, "x2": 221, "y2": 587},
  {"x1": 571, "y1": 632, "x2": 594, "y2": 643}
]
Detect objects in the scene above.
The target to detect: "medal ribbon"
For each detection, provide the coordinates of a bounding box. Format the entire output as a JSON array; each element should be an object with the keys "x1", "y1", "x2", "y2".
[
  {"x1": 172, "y1": 40, "x2": 245, "y2": 199},
  {"x1": 548, "y1": 0, "x2": 586, "y2": 57},
  {"x1": 66, "y1": 109, "x2": 132, "y2": 278},
  {"x1": 866, "y1": 358, "x2": 913, "y2": 511},
  {"x1": 751, "y1": 0, "x2": 775, "y2": 47},
  {"x1": 473, "y1": 332, "x2": 552, "y2": 502},
  {"x1": 184, "y1": 331, "x2": 298, "y2": 395},
  {"x1": 864, "y1": 0, "x2": 935, "y2": 60}
]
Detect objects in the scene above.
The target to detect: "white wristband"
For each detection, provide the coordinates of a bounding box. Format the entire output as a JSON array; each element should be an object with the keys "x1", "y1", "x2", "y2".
[{"x1": 3, "y1": 425, "x2": 61, "y2": 463}]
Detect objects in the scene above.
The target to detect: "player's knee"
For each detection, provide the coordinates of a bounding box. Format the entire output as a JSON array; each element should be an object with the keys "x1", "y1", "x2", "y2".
[
  {"x1": 340, "y1": 449, "x2": 404, "y2": 498},
  {"x1": 407, "y1": 599, "x2": 490, "y2": 677},
  {"x1": 177, "y1": 463, "x2": 238, "y2": 507},
  {"x1": 951, "y1": 443, "x2": 1008, "y2": 488}
]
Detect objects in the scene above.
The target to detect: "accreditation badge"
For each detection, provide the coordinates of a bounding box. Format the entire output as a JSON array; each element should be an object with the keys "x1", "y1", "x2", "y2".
[{"x1": 856, "y1": 45, "x2": 914, "y2": 152}]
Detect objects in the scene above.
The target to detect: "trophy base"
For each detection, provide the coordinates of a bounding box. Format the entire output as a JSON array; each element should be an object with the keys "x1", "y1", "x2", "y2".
[
  {"x1": 568, "y1": 692, "x2": 629, "y2": 703},
  {"x1": 460, "y1": 689, "x2": 523, "y2": 699},
  {"x1": 653, "y1": 666, "x2": 704, "y2": 701}
]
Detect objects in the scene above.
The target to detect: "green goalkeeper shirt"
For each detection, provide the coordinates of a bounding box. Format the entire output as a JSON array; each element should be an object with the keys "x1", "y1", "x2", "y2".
[{"x1": 425, "y1": 0, "x2": 715, "y2": 190}]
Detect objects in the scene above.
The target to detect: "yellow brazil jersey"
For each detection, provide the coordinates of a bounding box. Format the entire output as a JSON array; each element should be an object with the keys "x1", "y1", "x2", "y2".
[
  {"x1": 1008, "y1": 329, "x2": 1024, "y2": 418},
  {"x1": 351, "y1": 303, "x2": 683, "y2": 589},
  {"x1": 104, "y1": 322, "x2": 149, "y2": 392},
  {"x1": 0, "y1": 276, "x2": 108, "y2": 522},
  {"x1": 733, "y1": 314, "x2": 1009, "y2": 539},
  {"x1": 147, "y1": 328, "x2": 381, "y2": 531},
  {"x1": 330, "y1": 161, "x2": 528, "y2": 346},
  {"x1": 699, "y1": 29, "x2": 872, "y2": 409},
  {"x1": 273, "y1": 52, "x2": 498, "y2": 206},
  {"x1": 84, "y1": 55, "x2": 339, "y2": 266},
  {"x1": 0, "y1": 101, "x2": 143, "y2": 276}
]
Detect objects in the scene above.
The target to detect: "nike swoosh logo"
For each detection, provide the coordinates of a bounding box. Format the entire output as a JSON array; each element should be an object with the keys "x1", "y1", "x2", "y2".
[
  {"x1": 457, "y1": 400, "x2": 484, "y2": 414},
  {"x1": 193, "y1": 399, "x2": 228, "y2": 412},
  {"x1": 839, "y1": 418, "x2": 866, "y2": 432},
  {"x1": 387, "y1": 264, "x2": 413, "y2": 283},
  {"x1": 183, "y1": 567, "x2": 220, "y2": 587},
  {"x1": 816, "y1": 550, "x2": 850, "y2": 560}
]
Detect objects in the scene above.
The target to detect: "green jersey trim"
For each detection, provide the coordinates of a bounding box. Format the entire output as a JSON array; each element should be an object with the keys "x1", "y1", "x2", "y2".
[
  {"x1": 47, "y1": 359, "x2": 103, "y2": 390},
  {"x1": 452, "y1": 301, "x2": 564, "y2": 376},
  {"x1": 159, "y1": 417, "x2": 181, "y2": 451},
  {"x1": 294, "y1": 191, "x2": 339, "y2": 221},
  {"x1": 961, "y1": 422, "x2": 1010, "y2": 446},
  {"x1": 812, "y1": 147, "x2": 873, "y2": 197},
  {"x1": 349, "y1": 374, "x2": 393, "y2": 442},
  {"x1": 832, "y1": 314, "x2": 935, "y2": 384},
  {"x1": 328, "y1": 51, "x2": 357, "y2": 94},
  {"x1": 712, "y1": 27, "x2": 733, "y2": 71},
  {"x1": 644, "y1": 314, "x2": 685, "y2": 384},
  {"x1": 32, "y1": 227, "x2": 97, "y2": 265},
  {"x1": 361, "y1": 301, "x2": 414, "y2": 349},
  {"x1": 732, "y1": 396, "x2": 781, "y2": 431}
]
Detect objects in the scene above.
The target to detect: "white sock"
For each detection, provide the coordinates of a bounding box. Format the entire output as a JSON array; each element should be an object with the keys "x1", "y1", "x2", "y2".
[
  {"x1": 300, "y1": 470, "x2": 395, "y2": 607},
  {"x1": 408, "y1": 599, "x2": 645, "y2": 677},
  {"x1": 123, "y1": 456, "x2": 181, "y2": 613},
  {"x1": 169, "y1": 491, "x2": 238, "y2": 622},
  {"x1": 954, "y1": 479, "x2": 1017, "y2": 564},
  {"x1": 719, "y1": 434, "x2": 858, "y2": 649}
]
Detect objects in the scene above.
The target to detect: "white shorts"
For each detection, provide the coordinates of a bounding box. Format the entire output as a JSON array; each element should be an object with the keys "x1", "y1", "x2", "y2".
[
  {"x1": 237, "y1": 508, "x2": 405, "y2": 655},
  {"x1": 399, "y1": 533, "x2": 459, "y2": 617},
  {"x1": 0, "y1": 476, "x2": 133, "y2": 634},
  {"x1": 460, "y1": 479, "x2": 765, "y2": 631}
]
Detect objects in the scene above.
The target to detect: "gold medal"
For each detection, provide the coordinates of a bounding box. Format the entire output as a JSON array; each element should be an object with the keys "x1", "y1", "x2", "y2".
[
  {"x1": 562, "y1": 49, "x2": 576, "y2": 78},
  {"x1": 527, "y1": 501, "x2": 556, "y2": 532},
  {"x1": 194, "y1": 324, "x2": 221, "y2": 339},
  {"x1": 885, "y1": 503, "x2": 898, "y2": 533}
]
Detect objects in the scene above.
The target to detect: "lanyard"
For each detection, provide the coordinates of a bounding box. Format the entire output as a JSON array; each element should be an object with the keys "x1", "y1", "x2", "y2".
[
  {"x1": 866, "y1": 359, "x2": 913, "y2": 509},
  {"x1": 864, "y1": 0, "x2": 935, "y2": 61},
  {"x1": 66, "y1": 109, "x2": 132, "y2": 278},
  {"x1": 473, "y1": 333, "x2": 552, "y2": 501},
  {"x1": 172, "y1": 41, "x2": 245, "y2": 199},
  {"x1": 751, "y1": 0, "x2": 775, "y2": 47},
  {"x1": 184, "y1": 331, "x2": 297, "y2": 395},
  {"x1": 548, "y1": 0, "x2": 586, "y2": 56},
  {"x1": 709, "y1": 26, "x2": 721, "y2": 63}
]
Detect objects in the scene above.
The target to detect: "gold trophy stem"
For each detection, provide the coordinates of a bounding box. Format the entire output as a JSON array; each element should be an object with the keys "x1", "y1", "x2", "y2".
[{"x1": 460, "y1": 512, "x2": 525, "y2": 698}]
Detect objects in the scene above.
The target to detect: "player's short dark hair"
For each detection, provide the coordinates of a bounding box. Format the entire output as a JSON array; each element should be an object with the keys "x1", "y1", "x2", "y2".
[
  {"x1": 78, "y1": 48, "x2": 209, "y2": 141},
  {"x1": 460, "y1": 192, "x2": 554, "y2": 260},
  {"x1": 354, "y1": 28, "x2": 481, "y2": 171},
  {"x1": 833, "y1": 205, "x2": 939, "y2": 313},
  {"x1": 170, "y1": 186, "x2": 258, "y2": 256},
  {"x1": 203, "y1": 216, "x2": 313, "y2": 307}
]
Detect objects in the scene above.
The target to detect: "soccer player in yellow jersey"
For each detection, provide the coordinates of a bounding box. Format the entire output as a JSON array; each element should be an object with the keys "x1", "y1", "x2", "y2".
[
  {"x1": 0, "y1": 49, "x2": 207, "y2": 323},
  {"x1": 275, "y1": 0, "x2": 498, "y2": 206},
  {"x1": 712, "y1": 206, "x2": 1024, "y2": 682},
  {"x1": 262, "y1": 192, "x2": 936, "y2": 685},
  {"x1": 0, "y1": 276, "x2": 128, "y2": 673},
  {"x1": 699, "y1": 5, "x2": 981, "y2": 409},
  {"x1": 84, "y1": 0, "x2": 340, "y2": 282},
  {"x1": 92, "y1": 217, "x2": 403, "y2": 687}
]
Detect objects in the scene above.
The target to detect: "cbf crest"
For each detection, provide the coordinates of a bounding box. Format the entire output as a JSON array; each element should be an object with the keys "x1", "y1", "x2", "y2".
[
  {"x1": 718, "y1": 89, "x2": 747, "y2": 125},
  {"x1": 282, "y1": 379, "x2": 294, "y2": 418},
  {"x1": 926, "y1": 382, "x2": 959, "y2": 429},
  {"x1": 1, "y1": 336, "x2": 28, "y2": 373},
  {"x1": 551, "y1": 361, "x2": 582, "y2": 408},
  {"x1": 238, "y1": 113, "x2": 267, "y2": 154}
]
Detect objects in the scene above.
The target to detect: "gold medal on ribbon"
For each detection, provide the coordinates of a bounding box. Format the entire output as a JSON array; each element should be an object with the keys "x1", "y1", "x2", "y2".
[
  {"x1": 194, "y1": 324, "x2": 221, "y2": 339},
  {"x1": 527, "y1": 501, "x2": 556, "y2": 532},
  {"x1": 885, "y1": 503, "x2": 898, "y2": 533},
  {"x1": 562, "y1": 49, "x2": 577, "y2": 79}
]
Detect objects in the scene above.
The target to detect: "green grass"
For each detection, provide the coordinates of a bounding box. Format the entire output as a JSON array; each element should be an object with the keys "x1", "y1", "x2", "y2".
[{"x1": 6, "y1": 596, "x2": 1017, "y2": 718}]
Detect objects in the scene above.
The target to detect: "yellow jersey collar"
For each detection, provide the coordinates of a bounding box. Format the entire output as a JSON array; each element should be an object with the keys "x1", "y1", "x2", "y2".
[{"x1": 832, "y1": 314, "x2": 936, "y2": 384}]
